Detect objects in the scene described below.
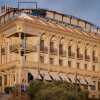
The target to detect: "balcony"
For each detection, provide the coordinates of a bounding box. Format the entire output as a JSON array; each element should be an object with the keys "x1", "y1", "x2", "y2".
[
  {"x1": 40, "y1": 47, "x2": 48, "y2": 54},
  {"x1": 59, "y1": 50, "x2": 66, "y2": 57},
  {"x1": 68, "y1": 52, "x2": 75, "y2": 59},
  {"x1": 85, "y1": 55, "x2": 90, "y2": 62},
  {"x1": 93, "y1": 57, "x2": 98, "y2": 63},
  {"x1": 0, "y1": 60, "x2": 99, "y2": 77},
  {"x1": 10, "y1": 43, "x2": 37, "y2": 53},
  {"x1": 77, "y1": 54, "x2": 83, "y2": 60},
  {"x1": 50, "y1": 48, "x2": 57, "y2": 55}
]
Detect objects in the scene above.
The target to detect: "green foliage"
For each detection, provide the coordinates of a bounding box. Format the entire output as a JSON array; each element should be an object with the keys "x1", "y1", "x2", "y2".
[
  {"x1": 13, "y1": 84, "x2": 21, "y2": 96},
  {"x1": 4, "y1": 86, "x2": 13, "y2": 94},
  {"x1": 27, "y1": 80, "x2": 88, "y2": 100}
]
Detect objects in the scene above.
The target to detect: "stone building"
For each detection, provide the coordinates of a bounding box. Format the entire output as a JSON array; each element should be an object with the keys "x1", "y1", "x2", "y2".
[{"x1": 0, "y1": 4, "x2": 100, "y2": 99}]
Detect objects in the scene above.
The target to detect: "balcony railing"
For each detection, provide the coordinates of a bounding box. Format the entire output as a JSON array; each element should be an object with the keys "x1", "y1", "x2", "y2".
[
  {"x1": 77, "y1": 54, "x2": 83, "y2": 60},
  {"x1": 50, "y1": 48, "x2": 57, "y2": 55},
  {"x1": 0, "y1": 60, "x2": 99, "y2": 77},
  {"x1": 40, "y1": 47, "x2": 48, "y2": 54},
  {"x1": 10, "y1": 43, "x2": 37, "y2": 53},
  {"x1": 59, "y1": 50, "x2": 66, "y2": 57},
  {"x1": 68, "y1": 52, "x2": 75, "y2": 59},
  {"x1": 93, "y1": 57, "x2": 98, "y2": 63},
  {"x1": 85, "y1": 55, "x2": 90, "y2": 62}
]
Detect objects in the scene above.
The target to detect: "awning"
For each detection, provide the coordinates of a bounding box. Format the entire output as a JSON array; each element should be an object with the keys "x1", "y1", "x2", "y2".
[
  {"x1": 49, "y1": 72, "x2": 61, "y2": 81},
  {"x1": 77, "y1": 75, "x2": 87, "y2": 85},
  {"x1": 40, "y1": 70, "x2": 52, "y2": 81},
  {"x1": 68, "y1": 74, "x2": 77, "y2": 84},
  {"x1": 59, "y1": 73, "x2": 70, "y2": 82},
  {"x1": 85, "y1": 77, "x2": 94, "y2": 86},
  {"x1": 29, "y1": 69, "x2": 42, "y2": 80}
]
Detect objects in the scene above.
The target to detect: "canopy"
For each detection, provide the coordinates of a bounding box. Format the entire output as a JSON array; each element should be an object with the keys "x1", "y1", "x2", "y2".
[{"x1": 40, "y1": 70, "x2": 52, "y2": 81}]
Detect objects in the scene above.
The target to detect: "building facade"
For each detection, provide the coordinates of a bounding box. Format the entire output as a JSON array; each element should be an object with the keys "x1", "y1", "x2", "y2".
[{"x1": 0, "y1": 5, "x2": 100, "y2": 98}]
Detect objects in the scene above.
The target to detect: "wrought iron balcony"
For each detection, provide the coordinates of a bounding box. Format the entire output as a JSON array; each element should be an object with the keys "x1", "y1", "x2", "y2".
[
  {"x1": 40, "y1": 46, "x2": 48, "y2": 54},
  {"x1": 50, "y1": 48, "x2": 57, "y2": 55},
  {"x1": 10, "y1": 43, "x2": 37, "y2": 53},
  {"x1": 59, "y1": 50, "x2": 66, "y2": 57},
  {"x1": 85, "y1": 55, "x2": 90, "y2": 62},
  {"x1": 68, "y1": 52, "x2": 75, "y2": 59},
  {"x1": 77, "y1": 54, "x2": 83, "y2": 60}
]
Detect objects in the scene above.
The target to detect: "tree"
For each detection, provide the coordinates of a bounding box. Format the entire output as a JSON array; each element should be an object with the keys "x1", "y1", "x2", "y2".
[{"x1": 27, "y1": 80, "x2": 88, "y2": 100}]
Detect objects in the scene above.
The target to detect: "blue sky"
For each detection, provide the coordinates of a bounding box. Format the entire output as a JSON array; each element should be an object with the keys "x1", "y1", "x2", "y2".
[{"x1": 0, "y1": 0, "x2": 100, "y2": 26}]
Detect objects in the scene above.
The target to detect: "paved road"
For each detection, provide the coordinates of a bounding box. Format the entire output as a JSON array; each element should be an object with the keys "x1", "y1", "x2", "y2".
[{"x1": 0, "y1": 94, "x2": 11, "y2": 100}]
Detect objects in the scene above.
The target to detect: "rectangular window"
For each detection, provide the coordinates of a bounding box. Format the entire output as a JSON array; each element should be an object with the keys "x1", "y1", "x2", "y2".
[
  {"x1": 40, "y1": 40, "x2": 44, "y2": 51},
  {"x1": 77, "y1": 48, "x2": 80, "y2": 58},
  {"x1": 40, "y1": 56, "x2": 44, "y2": 63},
  {"x1": 92, "y1": 65, "x2": 95, "y2": 71},
  {"x1": 50, "y1": 58, "x2": 53, "y2": 64},
  {"x1": 98, "y1": 82, "x2": 100, "y2": 90},
  {"x1": 92, "y1": 51, "x2": 95, "y2": 61},
  {"x1": 68, "y1": 46, "x2": 71, "y2": 57},
  {"x1": 85, "y1": 64, "x2": 87, "y2": 70},
  {"x1": 83, "y1": 84, "x2": 88, "y2": 89},
  {"x1": 59, "y1": 44, "x2": 63, "y2": 54},
  {"x1": 91, "y1": 85, "x2": 95, "y2": 90},
  {"x1": 85, "y1": 49, "x2": 87, "y2": 59},
  {"x1": 50, "y1": 42, "x2": 54, "y2": 53},
  {"x1": 77, "y1": 63, "x2": 80, "y2": 69},
  {"x1": 68, "y1": 61, "x2": 71, "y2": 67},
  {"x1": 59, "y1": 59, "x2": 63, "y2": 66},
  {"x1": 4, "y1": 75, "x2": 7, "y2": 85}
]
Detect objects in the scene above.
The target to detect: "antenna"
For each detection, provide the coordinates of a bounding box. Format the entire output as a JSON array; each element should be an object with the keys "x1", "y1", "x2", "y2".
[{"x1": 18, "y1": 2, "x2": 38, "y2": 9}]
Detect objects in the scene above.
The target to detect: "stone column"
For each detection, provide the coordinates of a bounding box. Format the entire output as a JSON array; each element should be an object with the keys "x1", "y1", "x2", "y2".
[
  {"x1": 14, "y1": 68, "x2": 18, "y2": 85},
  {"x1": 73, "y1": 44, "x2": 77, "y2": 68},
  {"x1": 7, "y1": 71, "x2": 10, "y2": 86},
  {"x1": 47, "y1": 36, "x2": 50, "y2": 71},
  {"x1": 89, "y1": 45, "x2": 93, "y2": 71},
  {"x1": 1, "y1": 75, "x2": 4, "y2": 93},
  {"x1": 66, "y1": 40, "x2": 69, "y2": 67}
]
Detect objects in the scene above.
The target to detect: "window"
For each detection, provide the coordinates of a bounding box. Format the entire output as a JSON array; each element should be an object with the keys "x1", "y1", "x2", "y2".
[
  {"x1": 85, "y1": 49, "x2": 87, "y2": 59},
  {"x1": 40, "y1": 40, "x2": 44, "y2": 51},
  {"x1": 91, "y1": 85, "x2": 95, "y2": 90},
  {"x1": 59, "y1": 59, "x2": 63, "y2": 66},
  {"x1": 83, "y1": 84, "x2": 88, "y2": 89},
  {"x1": 85, "y1": 64, "x2": 87, "y2": 70},
  {"x1": 50, "y1": 58, "x2": 54, "y2": 64},
  {"x1": 0, "y1": 77, "x2": 2, "y2": 86},
  {"x1": 4, "y1": 75, "x2": 7, "y2": 85},
  {"x1": 77, "y1": 48, "x2": 80, "y2": 58},
  {"x1": 77, "y1": 62, "x2": 80, "y2": 69},
  {"x1": 98, "y1": 82, "x2": 100, "y2": 90},
  {"x1": 59, "y1": 44, "x2": 63, "y2": 54},
  {"x1": 92, "y1": 51, "x2": 95, "y2": 61},
  {"x1": 40, "y1": 56, "x2": 44, "y2": 63},
  {"x1": 68, "y1": 46, "x2": 71, "y2": 56},
  {"x1": 92, "y1": 65, "x2": 95, "y2": 71},
  {"x1": 50, "y1": 42, "x2": 54, "y2": 52},
  {"x1": 68, "y1": 61, "x2": 71, "y2": 67}
]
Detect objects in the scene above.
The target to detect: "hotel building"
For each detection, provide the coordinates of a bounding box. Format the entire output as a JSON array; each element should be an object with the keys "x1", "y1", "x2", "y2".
[{"x1": 0, "y1": 4, "x2": 100, "y2": 98}]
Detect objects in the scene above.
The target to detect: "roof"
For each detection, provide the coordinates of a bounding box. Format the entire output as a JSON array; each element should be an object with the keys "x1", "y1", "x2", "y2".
[
  {"x1": 0, "y1": 7, "x2": 99, "y2": 30},
  {"x1": 0, "y1": 8, "x2": 100, "y2": 41}
]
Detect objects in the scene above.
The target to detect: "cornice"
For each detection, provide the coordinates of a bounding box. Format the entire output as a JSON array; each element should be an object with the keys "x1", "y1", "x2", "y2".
[{"x1": 0, "y1": 18, "x2": 100, "y2": 45}]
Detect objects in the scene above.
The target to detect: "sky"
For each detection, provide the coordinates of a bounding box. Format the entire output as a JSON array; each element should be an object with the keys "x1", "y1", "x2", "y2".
[{"x1": 0, "y1": 0, "x2": 100, "y2": 26}]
